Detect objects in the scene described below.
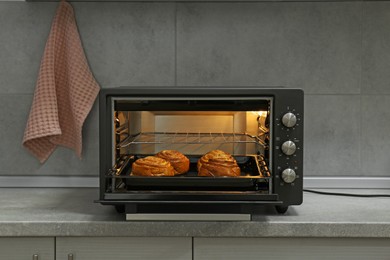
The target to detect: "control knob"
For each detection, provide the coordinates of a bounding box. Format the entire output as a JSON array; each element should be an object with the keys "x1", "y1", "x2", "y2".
[
  {"x1": 281, "y1": 140, "x2": 296, "y2": 155},
  {"x1": 282, "y1": 112, "x2": 297, "y2": 128},
  {"x1": 282, "y1": 168, "x2": 297, "y2": 183}
]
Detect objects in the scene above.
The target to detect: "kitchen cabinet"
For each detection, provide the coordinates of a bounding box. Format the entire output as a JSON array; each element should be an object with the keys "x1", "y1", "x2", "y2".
[
  {"x1": 193, "y1": 237, "x2": 390, "y2": 260},
  {"x1": 56, "y1": 237, "x2": 192, "y2": 260},
  {"x1": 0, "y1": 237, "x2": 54, "y2": 260},
  {"x1": 2, "y1": 236, "x2": 390, "y2": 260}
]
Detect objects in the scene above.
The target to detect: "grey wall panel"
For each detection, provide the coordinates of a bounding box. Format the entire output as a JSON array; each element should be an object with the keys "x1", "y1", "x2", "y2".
[
  {"x1": 73, "y1": 2, "x2": 175, "y2": 88},
  {"x1": 0, "y1": 3, "x2": 57, "y2": 94},
  {"x1": 176, "y1": 2, "x2": 361, "y2": 94},
  {"x1": 362, "y1": 2, "x2": 390, "y2": 94},
  {"x1": 304, "y1": 95, "x2": 361, "y2": 176},
  {"x1": 361, "y1": 95, "x2": 390, "y2": 176}
]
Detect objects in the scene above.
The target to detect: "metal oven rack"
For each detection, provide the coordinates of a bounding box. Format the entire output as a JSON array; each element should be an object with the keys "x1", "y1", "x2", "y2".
[{"x1": 117, "y1": 132, "x2": 267, "y2": 148}]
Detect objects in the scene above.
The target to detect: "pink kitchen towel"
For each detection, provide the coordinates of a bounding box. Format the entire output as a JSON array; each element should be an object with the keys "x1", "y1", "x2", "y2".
[{"x1": 23, "y1": 0, "x2": 100, "y2": 163}]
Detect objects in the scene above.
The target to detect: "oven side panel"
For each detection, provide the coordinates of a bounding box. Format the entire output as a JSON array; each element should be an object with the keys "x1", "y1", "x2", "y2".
[{"x1": 99, "y1": 90, "x2": 113, "y2": 200}]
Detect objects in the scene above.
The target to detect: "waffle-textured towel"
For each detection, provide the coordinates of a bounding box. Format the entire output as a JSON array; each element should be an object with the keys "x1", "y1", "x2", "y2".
[{"x1": 23, "y1": 0, "x2": 100, "y2": 163}]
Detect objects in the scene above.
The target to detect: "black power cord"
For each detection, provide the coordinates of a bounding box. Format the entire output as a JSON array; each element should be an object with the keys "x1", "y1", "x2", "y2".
[{"x1": 303, "y1": 189, "x2": 390, "y2": 198}]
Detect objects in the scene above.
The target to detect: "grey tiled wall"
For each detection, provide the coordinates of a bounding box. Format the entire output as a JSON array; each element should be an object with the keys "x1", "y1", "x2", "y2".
[{"x1": 0, "y1": 1, "x2": 389, "y2": 177}]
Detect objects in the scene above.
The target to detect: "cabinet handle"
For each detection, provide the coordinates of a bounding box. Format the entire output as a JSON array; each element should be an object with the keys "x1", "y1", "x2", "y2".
[
  {"x1": 32, "y1": 254, "x2": 39, "y2": 260},
  {"x1": 68, "y1": 253, "x2": 74, "y2": 260}
]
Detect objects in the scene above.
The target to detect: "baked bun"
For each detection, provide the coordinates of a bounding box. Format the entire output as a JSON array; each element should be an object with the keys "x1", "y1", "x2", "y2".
[
  {"x1": 131, "y1": 156, "x2": 175, "y2": 177},
  {"x1": 156, "y1": 150, "x2": 190, "y2": 175},
  {"x1": 197, "y1": 150, "x2": 241, "y2": 177}
]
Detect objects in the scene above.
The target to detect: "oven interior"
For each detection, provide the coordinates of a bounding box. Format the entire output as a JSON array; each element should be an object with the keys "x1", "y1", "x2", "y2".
[{"x1": 106, "y1": 98, "x2": 273, "y2": 196}]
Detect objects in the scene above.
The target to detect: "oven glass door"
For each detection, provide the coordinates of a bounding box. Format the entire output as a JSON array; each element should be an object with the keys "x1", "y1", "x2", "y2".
[{"x1": 104, "y1": 97, "x2": 277, "y2": 202}]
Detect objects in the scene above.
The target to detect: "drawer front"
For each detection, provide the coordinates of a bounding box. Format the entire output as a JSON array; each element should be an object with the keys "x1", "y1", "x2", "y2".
[
  {"x1": 0, "y1": 237, "x2": 54, "y2": 260},
  {"x1": 56, "y1": 237, "x2": 192, "y2": 260},
  {"x1": 194, "y1": 237, "x2": 390, "y2": 260}
]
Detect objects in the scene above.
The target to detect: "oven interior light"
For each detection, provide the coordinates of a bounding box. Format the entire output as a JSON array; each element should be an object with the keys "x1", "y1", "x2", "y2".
[{"x1": 251, "y1": 111, "x2": 268, "y2": 117}]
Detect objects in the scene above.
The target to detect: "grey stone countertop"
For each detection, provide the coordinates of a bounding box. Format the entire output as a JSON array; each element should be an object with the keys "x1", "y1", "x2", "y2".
[{"x1": 1, "y1": 188, "x2": 390, "y2": 238}]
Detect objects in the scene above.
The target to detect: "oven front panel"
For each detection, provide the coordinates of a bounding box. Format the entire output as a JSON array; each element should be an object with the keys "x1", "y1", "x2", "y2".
[{"x1": 272, "y1": 89, "x2": 304, "y2": 207}]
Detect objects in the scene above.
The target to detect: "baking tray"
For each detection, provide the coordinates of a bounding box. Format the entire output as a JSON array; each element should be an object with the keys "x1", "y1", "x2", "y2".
[{"x1": 110, "y1": 155, "x2": 271, "y2": 189}]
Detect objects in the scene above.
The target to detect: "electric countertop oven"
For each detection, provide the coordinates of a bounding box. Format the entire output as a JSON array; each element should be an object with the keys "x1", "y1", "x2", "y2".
[{"x1": 98, "y1": 87, "x2": 303, "y2": 217}]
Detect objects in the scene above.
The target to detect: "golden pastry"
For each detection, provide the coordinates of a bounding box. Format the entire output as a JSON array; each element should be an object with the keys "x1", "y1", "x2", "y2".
[
  {"x1": 197, "y1": 150, "x2": 241, "y2": 177},
  {"x1": 155, "y1": 150, "x2": 190, "y2": 175},
  {"x1": 131, "y1": 156, "x2": 175, "y2": 177}
]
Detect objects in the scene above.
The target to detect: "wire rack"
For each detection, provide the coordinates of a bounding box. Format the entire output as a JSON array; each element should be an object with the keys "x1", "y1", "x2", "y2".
[{"x1": 117, "y1": 132, "x2": 266, "y2": 148}]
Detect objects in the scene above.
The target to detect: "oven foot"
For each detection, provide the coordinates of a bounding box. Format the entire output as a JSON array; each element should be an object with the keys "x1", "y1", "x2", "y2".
[
  {"x1": 114, "y1": 205, "x2": 125, "y2": 213},
  {"x1": 275, "y1": 205, "x2": 288, "y2": 214}
]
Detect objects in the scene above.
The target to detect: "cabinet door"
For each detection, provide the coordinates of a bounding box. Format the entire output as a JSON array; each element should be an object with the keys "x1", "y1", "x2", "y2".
[
  {"x1": 0, "y1": 237, "x2": 54, "y2": 260},
  {"x1": 56, "y1": 237, "x2": 192, "y2": 260},
  {"x1": 194, "y1": 237, "x2": 390, "y2": 260}
]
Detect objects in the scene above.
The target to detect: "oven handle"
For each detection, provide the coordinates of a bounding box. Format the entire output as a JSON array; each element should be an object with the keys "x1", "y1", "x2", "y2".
[{"x1": 96, "y1": 200, "x2": 284, "y2": 205}]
